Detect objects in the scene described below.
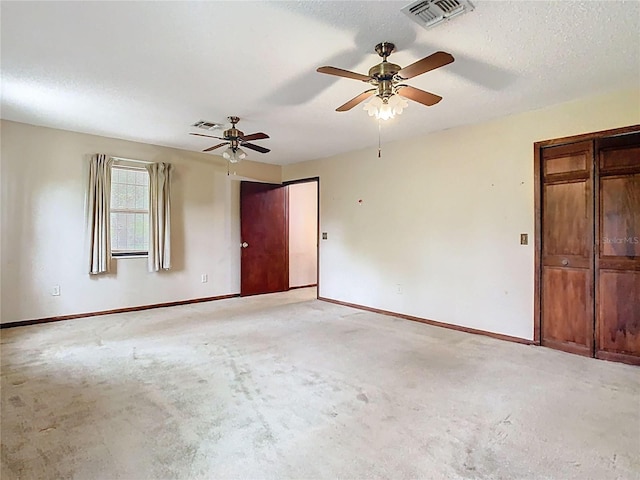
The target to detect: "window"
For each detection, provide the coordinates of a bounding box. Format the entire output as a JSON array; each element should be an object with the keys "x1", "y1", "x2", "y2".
[{"x1": 110, "y1": 166, "x2": 149, "y2": 257}]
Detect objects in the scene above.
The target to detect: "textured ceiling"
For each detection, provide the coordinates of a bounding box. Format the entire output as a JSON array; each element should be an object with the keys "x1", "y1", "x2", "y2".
[{"x1": 1, "y1": 1, "x2": 639, "y2": 165}]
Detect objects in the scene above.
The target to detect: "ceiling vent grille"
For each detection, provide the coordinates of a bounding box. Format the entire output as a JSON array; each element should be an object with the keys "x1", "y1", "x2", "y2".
[
  {"x1": 401, "y1": 0, "x2": 474, "y2": 30},
  {"x1": 191, "y1": 120, "x2": 224, "y2": 131}
]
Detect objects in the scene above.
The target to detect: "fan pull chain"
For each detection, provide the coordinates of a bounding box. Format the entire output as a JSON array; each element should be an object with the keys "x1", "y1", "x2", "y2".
[
  {"x1": 227, "y1": 161, "x2": 230, "y2": 176},
  {"x1": 378, "y1": 118, "x2": 382, "y2": 158}
]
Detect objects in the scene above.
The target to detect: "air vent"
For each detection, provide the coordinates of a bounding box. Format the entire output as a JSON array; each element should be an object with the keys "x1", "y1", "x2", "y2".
[
  {"x1": 401, "y1": 0, "x2": 474, "y2": 29},
  {"x1": 191, "y1": 120, "x2": 223, "y2": 131}
]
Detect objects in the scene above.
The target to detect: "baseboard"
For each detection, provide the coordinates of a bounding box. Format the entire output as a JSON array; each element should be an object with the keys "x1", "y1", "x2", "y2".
[
  {"x1": 288, "y1": 284, "x2": 318, "y2": 290},
  {"x1": 540, "y1": 338, "x2": 592, "y2": 357},
  {"x1": 0, "y1": 293, "x2": 240, "y2": 330},
  {"x1": 596, "y1": 350, "x2": 640, "y2": 366},
  {"x1": 318, "y1": 296, "x2": 534, "y2": 345}
]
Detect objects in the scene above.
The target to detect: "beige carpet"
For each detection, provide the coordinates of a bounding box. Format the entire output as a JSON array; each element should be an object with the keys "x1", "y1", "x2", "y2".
[{"x1": 1, "y1": 288, "x2": 639, "y2": 479}]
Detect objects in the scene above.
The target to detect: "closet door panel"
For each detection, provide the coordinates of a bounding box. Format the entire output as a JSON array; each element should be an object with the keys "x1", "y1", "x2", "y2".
[
  {"x1": 597, "y1": 271, "x2": 640, "y2": 360},
  {"x1": 540, "y1": 141, "x2": 594, "y2": 355},
  {"x1": 596, "y1": 133, "x2": 640, "y2": 364},
  {"x1": 600, "y1": 175, "x2": 640, "y2": 257},
  {"x1": 543, "y1": 182, "x2": 590, "y2": 258},
  {"x1": 542, "y1": 267, "x2": 591, "y2": 353}
]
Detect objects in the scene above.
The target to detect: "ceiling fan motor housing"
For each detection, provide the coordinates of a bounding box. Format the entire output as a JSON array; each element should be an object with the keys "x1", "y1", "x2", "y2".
[
  {"x1": 368, "y1": 61, "x2": 401, "y2": 80},
  {"x1": 224, "y1": 116, "x2": 243, "y2": 142},
  {"x1": 224, "y1": 127, "x2": 243, "y2": 139},
  {"x1": 369, "y1": 64, "x2": 401, "y2": 100},
  {"x1": 369, "y1": 43, "x2": 401, "y2": 100}
]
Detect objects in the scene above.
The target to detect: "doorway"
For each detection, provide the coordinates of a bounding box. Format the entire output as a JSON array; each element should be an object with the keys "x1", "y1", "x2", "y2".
[
  {"x1": 534, "y1": 125, "x2": 640, "y2": 365},
  {"x1": 287, "y1": 180, "x2": 319, "y2": 291},
  {"x1": 239, "y1": 178, "x2": 319, "y2": 297}
]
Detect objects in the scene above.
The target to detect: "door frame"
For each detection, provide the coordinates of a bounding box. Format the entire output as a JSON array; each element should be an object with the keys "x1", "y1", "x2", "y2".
[
  {"x1": 283, "y1": 177, "x2": 320, "y2": 298},
  {"x1": 533, "y1": 124, "x2": 640, "y2": 345}
]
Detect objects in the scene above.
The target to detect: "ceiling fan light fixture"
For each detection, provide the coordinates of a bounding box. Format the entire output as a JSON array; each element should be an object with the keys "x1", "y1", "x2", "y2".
[
  {"x1": 222, "y1": 146, "x2": 247, "y2": 163},
  {"x1": 388, "y1": 94, "x2": 409, "y2": 115},
  {"x1": 317, "y1": 42, "x2": 454, "y2": 120},
  {"x1": 364, "y1": 94, "x2": 409, "y2": 120}
]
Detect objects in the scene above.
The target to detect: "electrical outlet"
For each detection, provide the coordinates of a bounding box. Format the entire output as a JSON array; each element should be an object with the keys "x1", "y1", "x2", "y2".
[
  {"x1": 201, "y1": 274, "x2": 208, "y2": 283},
  {"x1": 52, "y1": 285, "x2": 60, "y2": 296},
  {"x1": 322, "y1": 232, "x2": 328, "y2": 240}
]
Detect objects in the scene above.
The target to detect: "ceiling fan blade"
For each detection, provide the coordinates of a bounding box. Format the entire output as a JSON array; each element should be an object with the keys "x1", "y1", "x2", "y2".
[
  {"x1": 317, "y1": 66, "x2": 370, "y2": 82},
  {"x1": 203, "y1": 142, "x2": 228, "y2": 152},
  {"x1": 397, "y1": 51, "x2": 454, "y2": 80},
  {"x1": 190, "y1": 132, "x2": 226, "y2": 140},
  {"x1": 240, "y1": 132, "x2": 270, "y2": 142},
  {"x1": 242, "y1": 142, "x2": 270, "y2": 154},
  {"x1": 336, "y1": 89, "x2": 376, "y2": 112},
  {"x1": 396, "y1": 85, "x2": 442, "y2": 107}
]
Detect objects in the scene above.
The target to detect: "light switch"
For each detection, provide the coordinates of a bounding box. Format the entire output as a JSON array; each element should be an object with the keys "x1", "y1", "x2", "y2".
[{"x1": 520, "y1": 233, "x2": 528, "y2": 245}]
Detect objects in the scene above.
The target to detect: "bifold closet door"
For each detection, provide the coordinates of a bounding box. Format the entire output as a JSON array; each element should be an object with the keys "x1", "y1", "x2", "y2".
[
  {"x1": 540, "y1": 141, "x2": 595, "y2": 356},
  {"x1": 595, "y1": 133, "x2": 640, "y2": 364}
]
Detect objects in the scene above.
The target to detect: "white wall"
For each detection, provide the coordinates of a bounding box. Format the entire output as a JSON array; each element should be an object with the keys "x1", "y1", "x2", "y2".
[
  {"x1": 283, "y1": 88, "x2": 640, "y2": 340},
  {"x1": 288, "y1": 182, "x2": 318, "y2": 288},
  {"x1": 0, "y1": 121, "x2": 281, "y2": 323}
]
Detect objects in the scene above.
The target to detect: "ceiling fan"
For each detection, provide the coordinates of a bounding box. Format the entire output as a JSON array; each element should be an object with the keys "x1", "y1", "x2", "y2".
[
  {"x1": 190, "y1": 116, "x2": 270, "y2": 162},
  {"x1": 317, "y1": 42, "x2": 454, "y2": 118}
]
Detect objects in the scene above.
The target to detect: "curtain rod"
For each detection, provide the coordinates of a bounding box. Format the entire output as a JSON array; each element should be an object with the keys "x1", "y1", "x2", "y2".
[{"x1": 111, "y1": 156, "x2": 154, "y2": 165}]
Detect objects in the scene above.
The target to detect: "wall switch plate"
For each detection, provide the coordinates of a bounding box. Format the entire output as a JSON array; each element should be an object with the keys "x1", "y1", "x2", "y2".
[
  {"x1": 322, "y1": 232, "x2": 328, "y2": 240},
  {"x1": 52, "y1": 285, "x2": 60, "y2": 296},
  {"x1": 520, "y1": 233, "x2": 528, "y2": 245},
  {"x1": 201, "y1": 274, "x2": 208, "y2": 283}
]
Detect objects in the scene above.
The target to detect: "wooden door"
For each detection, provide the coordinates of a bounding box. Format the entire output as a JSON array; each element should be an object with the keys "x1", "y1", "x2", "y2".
[
  {"x1": 240, "y1": 181, "x2": 288, "y2": 296},
  {"x1": 540, "y1": 141, "x2": 595, "y2": 356},
  {"x1": 595, "y1": 133, "x2": 640, "y2": 365}
]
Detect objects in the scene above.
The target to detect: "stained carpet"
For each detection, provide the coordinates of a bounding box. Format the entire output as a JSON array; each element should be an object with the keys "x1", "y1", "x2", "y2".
[{"x1": 1, "y1": 288, "x2": 639, "y2": 479}]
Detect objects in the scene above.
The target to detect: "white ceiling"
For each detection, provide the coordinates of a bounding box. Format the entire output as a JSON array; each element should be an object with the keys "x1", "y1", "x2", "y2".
[{"x1": 2, "y1": 1, "x2": 639, "y2": 165}]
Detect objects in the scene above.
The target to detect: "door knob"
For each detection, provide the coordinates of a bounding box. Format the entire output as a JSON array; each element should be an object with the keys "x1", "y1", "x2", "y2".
[
  {"x1": 561, "y1": 259, "x2": 569, "y2": 266},
  {"x1": 241, "y1": 242, "x2": 249, "y2": 248}
]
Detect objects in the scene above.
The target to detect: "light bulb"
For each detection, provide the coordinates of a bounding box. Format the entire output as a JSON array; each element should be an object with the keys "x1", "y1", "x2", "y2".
[{"x1": 377, "y1": 102, "x2": 395, "y2": 120}]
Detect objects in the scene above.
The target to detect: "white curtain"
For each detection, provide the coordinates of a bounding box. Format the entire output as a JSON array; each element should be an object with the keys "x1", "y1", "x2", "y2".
[
  {"x1": 147, "y1": 162, "x2": 173, "y2": 272},
  {"x1": 87, "y1": 154, "x2": 113, "y2": 274}
]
